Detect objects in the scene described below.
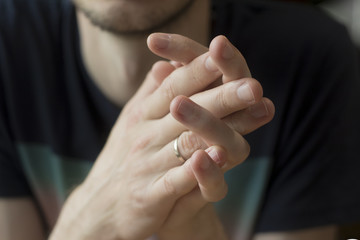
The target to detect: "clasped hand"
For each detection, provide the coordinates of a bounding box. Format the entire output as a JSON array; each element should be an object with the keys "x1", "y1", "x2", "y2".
[{"x1": 50, "y1": 33, "x2": 275, "y2": 240}]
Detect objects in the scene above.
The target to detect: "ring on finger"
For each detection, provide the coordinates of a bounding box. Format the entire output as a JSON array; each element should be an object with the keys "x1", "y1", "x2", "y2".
[{"x1": 173, "y1": 136, "x2": 186, "y2": 163}]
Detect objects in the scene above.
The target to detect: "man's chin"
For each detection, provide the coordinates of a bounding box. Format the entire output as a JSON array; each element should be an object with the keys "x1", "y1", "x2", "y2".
[
  {"x1": 73, "y1": 0, "x2": 195, "y2": 36},
  {"x1": 79, "y1": 11, "x2": 167, "y2": 36}
]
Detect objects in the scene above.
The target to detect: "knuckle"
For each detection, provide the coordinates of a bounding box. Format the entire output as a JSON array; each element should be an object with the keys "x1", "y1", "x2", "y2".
[
  {"x1": 128, "y1": 182, "x2": 148, "y2": 212},
  {"x1": 124, "y1": 105, "x2": 146, "y2": 128},
  {"x1": 162, "y1": 78, "x2": 177, "y2": 101},
  {"x1": 189, "y1": 64, "x2": 203, "y2": 86},
  {"x1": 163, "y1": 172, "x2": 177, "y2": 197},
  {"x1": 226, "y1": 114, "x2": 245, "y2": 134},
  {"x1": 218, "y1": 182, "x2": 228, "y2": 201},
  {"x1": 228, "y1": 136, "x2": 251, "y2": 166},
  {"x1": 205, "y1": 181, "x2": 228, "y2": 202},
  {"x1": 129, "y1": 133, "x2": 154, "y2": 154},
  {"x1": 215, "y1": 87, "x2": 230, "y2": 112},
  {"x1": 217, "y1": 186, "x2": 229, "y2": 202},
  {"x1": 179, "y1": 132, "x2": 207, "y2": 159},
  {"x1": 246, "y1": 78, "x2": 263, "y2": 100}
]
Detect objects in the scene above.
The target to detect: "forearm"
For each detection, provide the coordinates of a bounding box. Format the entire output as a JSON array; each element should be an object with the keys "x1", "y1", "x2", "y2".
[{"x1": 0, "y1": 198, "x2": 46, "y2": 240}]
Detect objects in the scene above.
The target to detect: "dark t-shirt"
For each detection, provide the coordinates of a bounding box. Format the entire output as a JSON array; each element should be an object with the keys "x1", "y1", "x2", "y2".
[{"x1": 1, "y1": 0, "x2": 360, "y2": 238}]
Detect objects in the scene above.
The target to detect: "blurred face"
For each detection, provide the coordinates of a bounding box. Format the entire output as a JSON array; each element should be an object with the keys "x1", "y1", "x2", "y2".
[{"x1": 73, "y1": 0, "x2": 195, "y2": 34}]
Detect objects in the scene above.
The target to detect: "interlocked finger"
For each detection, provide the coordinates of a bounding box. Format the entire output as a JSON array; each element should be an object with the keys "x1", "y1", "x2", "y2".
[
  {"x1": 208, "y1": 35, "x2": 252, "y2": 82},
  {"x1": 152, "y1": 131, "x2": 209, "y2": 173},
  {"x1": 144, "y1": 52, "x2": 222, "y2": 119},
  {"x1": 223, "y1": 98, "x2": 275, "y2": 135},
  {"x1": 169, "y1": 96, "x2": 250, "y2": 170},
  {"x1": 191, "y1": 77, "x2": 263, "y2": 119},
  {"x1": 150, "y1": 96, "x2": 274, "y2": 172},
  {"x1": 190, "y1": 148, "x2": 228, "y2": 201},
  {"x1": 173, "y1": 131, "x2": 208, "y2": 163},
  {"x1": 147, "y1": 33, "x2": 208, "y2": 64},
  {"x1": 157, "y1": 77, "x2": 267, "y2": 143},
  {"x1": 144, "y1": 33, "x2": 256, "y2": 122},
  {"x1": 151, "y1": 148, "x2": 227, "y2": 207}
]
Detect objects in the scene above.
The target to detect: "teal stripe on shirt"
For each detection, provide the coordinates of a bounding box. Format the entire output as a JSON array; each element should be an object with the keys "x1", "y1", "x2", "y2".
[
  {"x1": 17, "y1": 142, "x2": 93, "y2": 226},
  {"x1": 215, "y1": 157, "x2": 271, "y2": 239}
]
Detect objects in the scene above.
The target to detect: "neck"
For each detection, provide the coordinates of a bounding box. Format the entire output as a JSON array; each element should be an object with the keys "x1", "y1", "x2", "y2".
[{"x1": 76, "y1": 0, "x2": 210, "y2": 107}]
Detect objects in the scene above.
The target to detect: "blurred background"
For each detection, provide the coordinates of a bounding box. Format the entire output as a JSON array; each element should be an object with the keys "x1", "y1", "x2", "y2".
[
  {"x1": 279, "y1": 0, "x2": 360, "y2": 54},
  {"x1": 320, "y1": 0, "x2": 360, "y2": 50}
]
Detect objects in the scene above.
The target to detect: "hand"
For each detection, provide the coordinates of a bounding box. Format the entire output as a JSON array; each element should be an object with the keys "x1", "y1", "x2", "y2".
[
  {"x1": 50, "y1": 34, "x2": 274, "y2": 240},
  {"x1": 147, "y1": 34, "x2": 274, "y2": 239}
]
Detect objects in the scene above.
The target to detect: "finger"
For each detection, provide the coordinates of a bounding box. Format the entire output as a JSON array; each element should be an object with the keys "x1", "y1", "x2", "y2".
[
  {"x1": 153, "y1": 130, "x2": 226, "y2": 173},
  {"x1": 130, "y1": 61, "x2": 175, "y2": 103},
  {"x1": 169, "y1": 131, "x2": 209, "y2": 166},
  {"x1": 224, "y1": 98, "x2": 275, "y2": 135},
  {"x1": 191, "y1": 77, "x2": 263, "y2": 119},
  {"x1": 170, "y1": 96, "x2": 250, "y2": 169},
  {"x1": 150, "y1": 149, "x2": 226, "y2": 205},
  {"x1": 208, "y1": 35, "x2": 252, "y2": 83},
  {"x1": 156, "y1": 77, "x2": 264, "y2": 143},
  {"x1": 152, "y1": 61, "x2": 176, "y2": 85},
  {"x1": 158, "y1": 150, "x2": 227, "y2": 232},
  {"x1": 190, "y1": 148, "x2": 228, "y2": 202},
  {"x1": 153, "y1": 99, "x2": 274, "y2": 171},
  {"x1": 143, "y1": 52, "x2": 222, "y2": 119},
  {"x1": 150, "y1": 150, "x2": 201, "y2": 203},
  {"x1": 170, "y1": 61, "x2": 183, "y2": 68},
  {"x1": 147, "y1": 33, "x2": 208, "y2": 64}
]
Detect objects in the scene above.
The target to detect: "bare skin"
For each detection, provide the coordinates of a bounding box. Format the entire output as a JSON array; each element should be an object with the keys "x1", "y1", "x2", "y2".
[{"x1": 76, "y1": 0, "x2": 210, "y2": 106}]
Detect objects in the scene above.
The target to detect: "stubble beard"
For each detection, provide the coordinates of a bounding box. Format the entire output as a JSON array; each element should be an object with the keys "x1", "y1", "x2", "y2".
[{"x1": 72, "y1": 0, "x2": 196, "y2": 36}]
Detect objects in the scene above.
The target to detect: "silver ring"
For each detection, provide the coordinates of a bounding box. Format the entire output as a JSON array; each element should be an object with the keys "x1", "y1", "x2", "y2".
[{"x1": 173, "y1": 137, "x2": 186, "y2": 163}]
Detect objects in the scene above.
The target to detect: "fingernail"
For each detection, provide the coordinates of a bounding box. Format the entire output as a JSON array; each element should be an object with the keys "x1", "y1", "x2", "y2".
[
  {"x1": 205, "y1": 56, "x2": 218, "y2": 72},
  {"x1": 177, "y1": 98, "x2": 197, "y2": 121},
  {"x1": 249, "y1": 100, "x2": 269, "y2": 118},
  {"x1": 222, "y1": 42, "x2": 235, "y2": 59},
  {"x1": 206, "y1": 147, "x2": 221, "y2": 165},
  {"x1": 237, "y1": 83, "x2": 255, "y2": 103},
  {"x1": 154, "y1": 34, "x2": 170, "y2": 49}
]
